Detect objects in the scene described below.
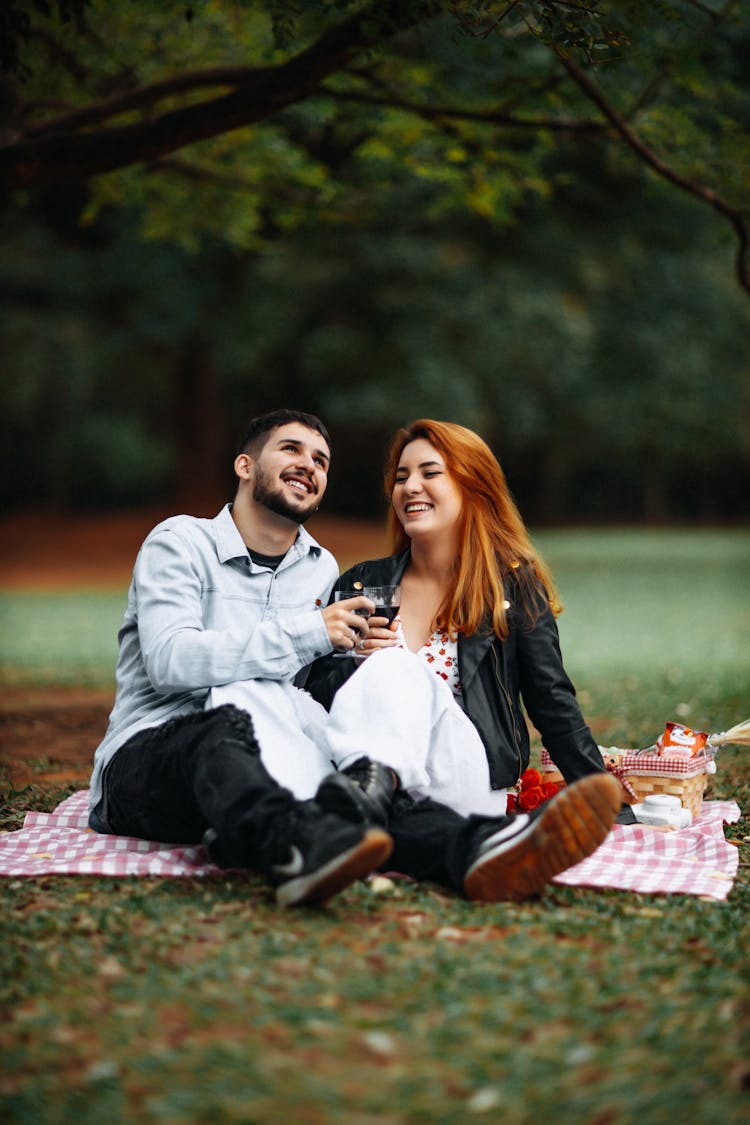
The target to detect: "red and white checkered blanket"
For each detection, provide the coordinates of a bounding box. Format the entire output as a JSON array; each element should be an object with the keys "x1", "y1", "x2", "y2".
[
  {"x1": 551, "y1": 799, "x2": 741, "y2": 899},
  {"x1": 0, "y1": 791, "x2": 742, "y2": 900}
]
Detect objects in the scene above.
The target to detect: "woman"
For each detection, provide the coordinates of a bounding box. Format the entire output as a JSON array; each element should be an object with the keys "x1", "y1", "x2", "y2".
[{"x1": 306, "y1": 418, "x2": 626, "y2": 825}]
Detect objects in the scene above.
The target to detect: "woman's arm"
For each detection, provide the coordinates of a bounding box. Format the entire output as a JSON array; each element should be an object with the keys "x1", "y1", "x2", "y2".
[{"x1": 512, "y1": 577, "x2": 605, "y2": 784}]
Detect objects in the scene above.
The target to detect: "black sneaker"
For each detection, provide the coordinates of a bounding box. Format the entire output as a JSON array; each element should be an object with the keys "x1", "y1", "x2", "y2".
[
  {"x1": 315, "y1": 757, "x2": 399, "y2": 827},
  {"x1": 266, "y1": 807, "x2": 393, "y2": 907},
  {"x1": 463, "y1": 773, "x2": 622, "y2": 902}
]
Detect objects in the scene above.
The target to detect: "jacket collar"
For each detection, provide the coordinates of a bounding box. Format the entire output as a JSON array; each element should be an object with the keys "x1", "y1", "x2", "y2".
[
  {"x1": 388, "y1": 549, "x2": 411, "y2": 583},
  {"x1": 213, "y1": 503, "x2": 322, "y2": 565}
]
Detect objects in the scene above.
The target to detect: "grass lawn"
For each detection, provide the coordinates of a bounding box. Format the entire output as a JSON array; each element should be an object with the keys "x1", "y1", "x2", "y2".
[{"x1": 1, "y1": 529, "x2": 749, "y2": 1124}]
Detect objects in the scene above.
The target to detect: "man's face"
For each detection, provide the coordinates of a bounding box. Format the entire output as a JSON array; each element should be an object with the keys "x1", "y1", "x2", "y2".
[{"x1": 249, "y1": 423, "x2": 330, "y2": 525}]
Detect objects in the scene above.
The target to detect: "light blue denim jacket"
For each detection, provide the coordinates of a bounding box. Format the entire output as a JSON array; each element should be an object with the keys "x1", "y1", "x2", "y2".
[{"x1": 89, "y1": 504, "x2": 338, "y2": 812}]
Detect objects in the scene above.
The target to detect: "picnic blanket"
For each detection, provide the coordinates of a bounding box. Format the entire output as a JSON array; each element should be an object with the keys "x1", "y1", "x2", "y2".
[{"x1": 0, "y1": 791, "x2": 742, "y2": 900}]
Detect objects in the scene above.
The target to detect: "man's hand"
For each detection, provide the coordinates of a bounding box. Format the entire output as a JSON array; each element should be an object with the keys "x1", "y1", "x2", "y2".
[{"x1": 322, "y1": 595, "x2": 374, "y2": 653}]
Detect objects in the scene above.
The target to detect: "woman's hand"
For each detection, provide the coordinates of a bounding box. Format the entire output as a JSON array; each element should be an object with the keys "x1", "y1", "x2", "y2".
[
  {"x1": 321, "y1": 595, "x2": 373, "y2": 653},
  {"x1": 353, "y1": 615, "x2": 399, "y2": 659}
]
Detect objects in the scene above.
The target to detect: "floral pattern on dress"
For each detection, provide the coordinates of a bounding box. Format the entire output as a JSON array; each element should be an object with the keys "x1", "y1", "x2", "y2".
[{"x1": 395, "y1": 620, "x2": 462, "y2": 697}]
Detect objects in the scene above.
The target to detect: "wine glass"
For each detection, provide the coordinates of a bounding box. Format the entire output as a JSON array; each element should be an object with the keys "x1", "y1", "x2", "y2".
[
  {"x1": 364, "y1": 585, "x2": 401, "y2": 624},
  {"x1": 332, "y1": 589, "x2": 371, "y2": 657}
]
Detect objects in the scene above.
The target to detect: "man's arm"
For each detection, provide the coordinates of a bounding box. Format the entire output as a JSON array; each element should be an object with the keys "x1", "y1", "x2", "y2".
[{"x1": 134, "y1": 528, "x2": 337, "y2": 692}]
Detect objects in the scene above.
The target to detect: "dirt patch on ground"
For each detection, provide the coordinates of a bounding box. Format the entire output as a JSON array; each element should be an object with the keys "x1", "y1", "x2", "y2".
[
  {"x1": 0, "y1": 510, "x2": 387, "y2": 790},
  {"x1": 0, "y1": 686, "x2": 113, "y2": 790}
]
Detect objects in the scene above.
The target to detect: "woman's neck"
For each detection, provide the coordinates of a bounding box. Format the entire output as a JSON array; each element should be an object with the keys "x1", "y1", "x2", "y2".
[
  {"x1": 398, "y1": 535, "x2": 457, "y2": 651},
  {"x1": 407, "y1": 534, "x2": 457, "y2": 581}
]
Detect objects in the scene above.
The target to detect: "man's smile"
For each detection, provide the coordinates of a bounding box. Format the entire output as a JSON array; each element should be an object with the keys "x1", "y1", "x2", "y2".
[{"x1": 283, "y1": 473, "x2": 316, "y2": 496}]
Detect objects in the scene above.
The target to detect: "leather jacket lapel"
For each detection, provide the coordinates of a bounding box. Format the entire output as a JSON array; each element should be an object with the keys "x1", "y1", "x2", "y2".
[{"x1": 458, "y1": 621, "x2": 495, "y2": 692}]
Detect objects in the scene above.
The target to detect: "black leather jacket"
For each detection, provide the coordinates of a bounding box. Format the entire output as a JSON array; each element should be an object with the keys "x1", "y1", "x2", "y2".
[{"x1": 305, "y1": 550, "x2": 606, "y2": 791}]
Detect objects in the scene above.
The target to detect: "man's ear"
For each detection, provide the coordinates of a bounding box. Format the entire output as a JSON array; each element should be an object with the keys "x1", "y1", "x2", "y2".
[{"x1": 234, "y1": 452, "x2": 253, "y2": 482}]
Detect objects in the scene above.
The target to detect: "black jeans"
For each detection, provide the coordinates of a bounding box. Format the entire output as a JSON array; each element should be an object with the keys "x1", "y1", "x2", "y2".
[
  {"x1": 91, "y1": 705, "x2": 299, "y2": 870},
  {"x1": 387, "y1": 792, "x2": 512, "y2": 895},
  {"x1": 92, "y1": 702, "x2": 510, "y2": 893}
]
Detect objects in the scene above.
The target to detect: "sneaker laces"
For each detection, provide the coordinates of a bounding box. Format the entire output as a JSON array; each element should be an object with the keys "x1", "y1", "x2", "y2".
[{"x1": 346, "y1": 758, "x2": 397, "y2": 795}]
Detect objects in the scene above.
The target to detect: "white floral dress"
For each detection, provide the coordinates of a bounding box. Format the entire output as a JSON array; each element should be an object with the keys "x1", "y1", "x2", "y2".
[{"x1": 394, "y1": 621, "x2": 462, "y2": 700}]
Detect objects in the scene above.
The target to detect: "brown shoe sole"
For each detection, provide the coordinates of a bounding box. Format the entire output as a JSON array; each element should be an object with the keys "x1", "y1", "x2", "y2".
[
  {"x1": 464, "y1": 773, "x2": 622, "y2": 903},
  {"x1": 277, "y1": 828, "x2": 393, "y2": 907}
]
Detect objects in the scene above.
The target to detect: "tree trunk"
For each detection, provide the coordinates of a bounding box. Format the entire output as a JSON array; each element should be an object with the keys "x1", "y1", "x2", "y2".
[{"x1": 173, "y1": 335, "x2": 228, "y2": 514}]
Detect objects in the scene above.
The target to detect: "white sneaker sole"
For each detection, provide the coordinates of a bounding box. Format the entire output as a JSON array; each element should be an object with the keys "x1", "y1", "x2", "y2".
[
  {"x1": 464, "y1": 773, "x2": 622, "y2": 902},
  {"x1": 276, "y1": 828, "x2": 393, "y2": 907}
]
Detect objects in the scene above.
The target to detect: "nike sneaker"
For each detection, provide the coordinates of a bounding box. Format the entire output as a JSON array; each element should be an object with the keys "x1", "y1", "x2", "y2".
[
  {"x1": 268, "y1": 807, "x2": 393, "y2": 907},
  {"x1": 464, "y1": 772, "x2": 622, "y2": 902}
]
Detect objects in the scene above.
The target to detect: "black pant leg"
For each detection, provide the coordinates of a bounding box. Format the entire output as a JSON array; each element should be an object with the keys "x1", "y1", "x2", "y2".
[
  {"x1": 385, "y1": 791, "x2": 513, "y2": 895},
  {"x1": 97, "y1": 705, "x2": 297, "y2": 867}
]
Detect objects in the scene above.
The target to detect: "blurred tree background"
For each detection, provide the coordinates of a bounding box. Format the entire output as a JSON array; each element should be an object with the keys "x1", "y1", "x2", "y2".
[{"x1": 1, "y1": 0, "x2": 748, "y2": 523}]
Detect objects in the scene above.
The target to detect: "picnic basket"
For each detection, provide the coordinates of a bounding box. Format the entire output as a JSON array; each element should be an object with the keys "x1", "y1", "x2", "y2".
[
  {"x1": 541, "y1": 719, "x2": 749, "y2": 821},
  {"x1": 600, "y1": 747, "x2": 709, "y2": 819}
]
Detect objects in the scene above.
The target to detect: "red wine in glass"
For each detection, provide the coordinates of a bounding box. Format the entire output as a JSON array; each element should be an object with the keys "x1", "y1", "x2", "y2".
[
  {"x1": 332, "y1": 589, "x2": 371, "y2": 656},
  {"x1": 365, "y1": 585, "x2": 401, "y2": 623}
]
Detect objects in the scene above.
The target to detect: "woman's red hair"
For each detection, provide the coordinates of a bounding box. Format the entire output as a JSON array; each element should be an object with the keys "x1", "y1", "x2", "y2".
[{"x1": 384, "y1": 419, "x2": 561, "y2": 639}]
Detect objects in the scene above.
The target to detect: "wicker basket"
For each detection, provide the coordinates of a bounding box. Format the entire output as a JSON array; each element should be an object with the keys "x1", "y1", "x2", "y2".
[
  {"x1": 541, "y1": 748, "x2": 711, "y2": 820},
  {"x1": 623, "y1": 768, "x2": 708, "y2": 820}
]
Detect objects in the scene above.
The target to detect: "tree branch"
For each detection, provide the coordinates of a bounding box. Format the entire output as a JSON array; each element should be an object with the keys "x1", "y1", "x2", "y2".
[
  {"x1": 0, "y1": 0, "x2": 443, "y2": 192},
  {"x1": 148, "y1": 155, "x2": 264, "y2": 192},
  {"x1": 553, "y1": 45, "x2": 749, "y2": 295},
  {"x1": 319, "y1": 84, "x2": 605, "y2": 134},
  {"x1": 20, "y1": 66, "x2": 273, "y2": 139},
  {"x1": 681, "y1": 0, "x2": 738, "y2": 24},
  {"x1": 448, "y1": 1, "x2": 524, "y2": 39}
]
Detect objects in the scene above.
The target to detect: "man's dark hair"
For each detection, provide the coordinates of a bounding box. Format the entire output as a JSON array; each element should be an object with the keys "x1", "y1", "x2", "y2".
[{"x1": 236, "y1": 410, "x2": 331, "y2": 458}]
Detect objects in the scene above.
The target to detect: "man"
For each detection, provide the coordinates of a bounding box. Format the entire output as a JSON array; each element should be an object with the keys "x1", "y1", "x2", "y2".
[
  {"x1": 91, "y1": 408, "x2": 621, "y2": 907},
  {"x1": 89, "y1": 410, "x2": 393, "y2": 906}
]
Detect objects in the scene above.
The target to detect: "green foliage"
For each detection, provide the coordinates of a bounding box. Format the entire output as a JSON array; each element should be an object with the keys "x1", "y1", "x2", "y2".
[
  {"x1": 0, "y1": 0, "x2": 90, "y2": 73},
  {"x1": 3, "y1": 1, "x2": 748, "y2": 262},
  {"x1": 1, "y1": 172, "x2": 748, "y2": 516},
  {"x1": 1, "y1": 1, "x2": 749, "y2": 517}
]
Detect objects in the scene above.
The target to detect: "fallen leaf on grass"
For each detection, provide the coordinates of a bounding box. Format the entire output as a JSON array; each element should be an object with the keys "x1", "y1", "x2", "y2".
[
  {"x1": 18, "y1": 892, "x2": 61, "y2": 913},
  {"x1": 72, "y1": 912, "x2": 99, "y2": 932},
  {"x1": 98, "y1": 955, "x2": 126, "y2": 980},
  {"x1": 359, "y1": 1030, "x2": 397, "y2": 1056},
  {"x1": 369, "y1": 875, "x2": 397, "y2": 895},
  {"x1": 467, "y1": 1087, "x2": 501, "y2": 1113},
  {"x1": 435, "y1": 926, "x2": 466, "y2": 941},
  {"x1": 400, "y1": 912, "x2": 427, "y2": 938},
  {"x1": 84, "y1": 1059, "x2": 119, "y2": 1083}
]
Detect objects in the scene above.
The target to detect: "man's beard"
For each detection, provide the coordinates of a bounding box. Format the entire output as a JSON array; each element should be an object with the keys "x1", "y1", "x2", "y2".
[{"x1": 252, "y1": 466, "x2": 316, "y2": 525}]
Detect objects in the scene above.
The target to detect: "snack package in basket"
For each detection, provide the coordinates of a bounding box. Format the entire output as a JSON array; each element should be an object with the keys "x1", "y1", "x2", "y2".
[
  {"x1": 541, "y1": 718, "x2": 749, "y2": 825},
  {"x1": 656, "y1": 721, "x2": 709, "y2": 758}
]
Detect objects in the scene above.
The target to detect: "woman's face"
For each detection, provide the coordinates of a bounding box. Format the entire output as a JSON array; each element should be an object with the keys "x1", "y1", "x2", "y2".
[{"x1": 392, "y1": 438, "x2": 463, "y2": 541}]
